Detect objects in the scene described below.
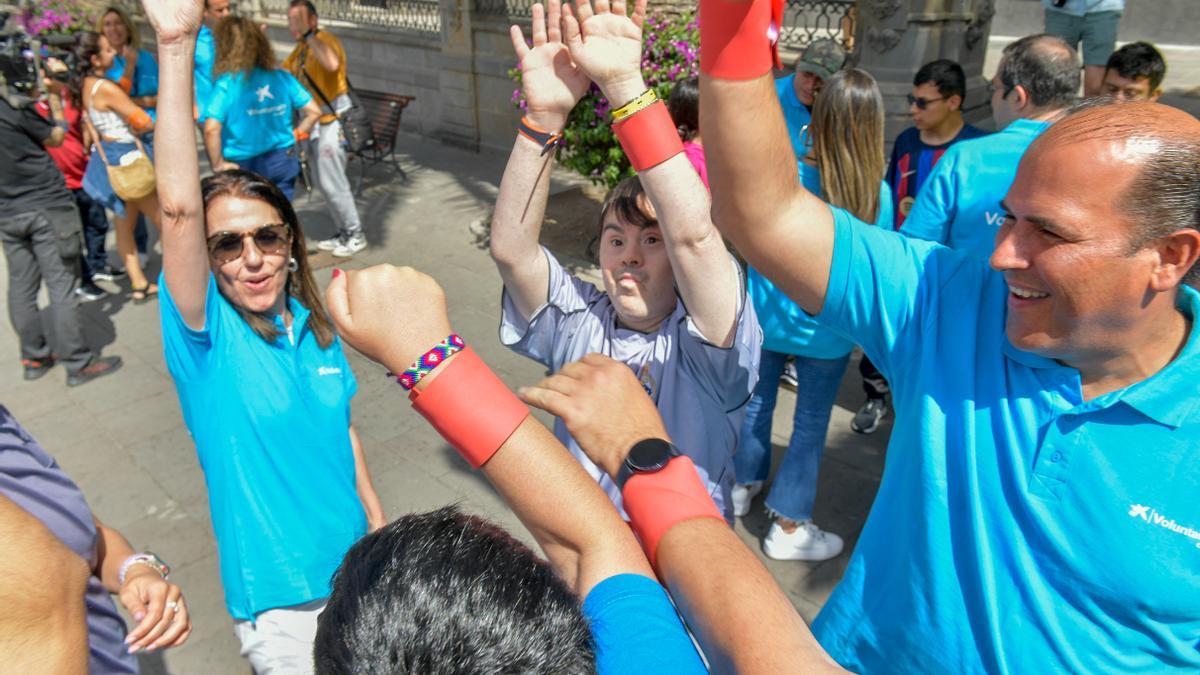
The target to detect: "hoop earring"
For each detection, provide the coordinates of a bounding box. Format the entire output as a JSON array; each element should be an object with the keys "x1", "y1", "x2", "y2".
[{"x1": 288, "y1": 257, "x2": 299, "y2": 273}]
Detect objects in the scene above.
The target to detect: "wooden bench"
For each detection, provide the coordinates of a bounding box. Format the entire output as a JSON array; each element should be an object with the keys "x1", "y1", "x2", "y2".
[{"x1": 347, "y1": 90, "x2": 416, "y2": 195}]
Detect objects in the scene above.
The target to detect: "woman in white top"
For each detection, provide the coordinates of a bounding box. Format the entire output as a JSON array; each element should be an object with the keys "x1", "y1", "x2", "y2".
[{"x1": 72, "y1": 31, "x2": 162, "y2": 303}]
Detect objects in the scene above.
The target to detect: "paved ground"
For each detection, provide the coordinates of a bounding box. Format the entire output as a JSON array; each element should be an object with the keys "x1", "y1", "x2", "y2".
[
  {"x1": 0, "y1": 133, "x2": 891, "y2": 673},
  {"x1": 2, "y1": 39, "x2": 1197, "y2": 674}
]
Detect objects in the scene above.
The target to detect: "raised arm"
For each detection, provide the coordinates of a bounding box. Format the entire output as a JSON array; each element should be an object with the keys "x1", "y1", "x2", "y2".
[
  {"x1": 489, "y1": 0, "x2": 589, "y2": 320},
  {"x1": 563, "y1": 0, "x2": 740, "y2": 345},
  {"x1": 325, "y1": 265, "x2": 652, "y2": 597},
  {"x1": 699, "y1": 0, "x2": 834, "y2": 315},
  {"x1": 521, "y1": 356, "x2": 845, "y2": 673},
  {"x1": 144, "y1": 0, "x2": 210, "y2": 330}
]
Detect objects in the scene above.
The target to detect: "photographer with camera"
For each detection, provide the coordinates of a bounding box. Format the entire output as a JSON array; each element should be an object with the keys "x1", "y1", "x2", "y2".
[{"x1": 0, "y1": 49, "x2": 122, "y2": 385}]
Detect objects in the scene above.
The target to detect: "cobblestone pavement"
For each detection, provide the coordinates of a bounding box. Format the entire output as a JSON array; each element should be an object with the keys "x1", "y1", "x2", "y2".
[{"x1": 2, "y1": 43, "x2": 1196, "y2": 672}]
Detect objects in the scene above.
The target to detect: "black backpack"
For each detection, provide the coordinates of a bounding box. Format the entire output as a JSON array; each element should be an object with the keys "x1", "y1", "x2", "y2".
[{"x1": 299, "y1": 49, "x2": 376, "y2": 154}]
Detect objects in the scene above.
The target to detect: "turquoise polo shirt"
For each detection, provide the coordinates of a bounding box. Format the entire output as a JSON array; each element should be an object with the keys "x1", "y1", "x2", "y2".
[
  {"x1": 774, "y1": 74, "x2": 812, "y2": 161},
  {"x1": 204, "y1": 68, "x2": 312, "y2": 161},
  {"x1": 748, "y1": 163, "x2": 892, "y2": 358},
  {"x1": 159, "y1": 273, "x2": 366, "y2": 620},
  {"x1": 808, "y1": 211, "x2": 1200, "y2": 672},
  {"x1": 903, "y1": 119, "x2": 1050, "y2": 260}
]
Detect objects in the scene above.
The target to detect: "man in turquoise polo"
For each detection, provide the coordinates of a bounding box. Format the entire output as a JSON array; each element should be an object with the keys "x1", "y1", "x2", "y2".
[
  {"x1": 703, "y1": 18, "x2": 1200, "y2": 668},
  {"x1": 903, "y1": 34, "x2": 1078, "y2": 260},
  {"x1": 774, "y1": 39, "x2": 845, "y2": 161}
]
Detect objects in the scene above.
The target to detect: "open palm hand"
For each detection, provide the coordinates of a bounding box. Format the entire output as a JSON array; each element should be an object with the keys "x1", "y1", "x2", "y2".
[
  {"x1": 511, "y1": 0, "x2": 590, "y2": 130},
  {"x1": 562, "y1": 0, "x2": 647, "y2": 99}
]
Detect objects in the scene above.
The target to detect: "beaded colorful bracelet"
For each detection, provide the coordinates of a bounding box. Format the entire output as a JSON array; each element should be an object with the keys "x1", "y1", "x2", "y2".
[{"x1": 392, "y1": 334, "x2": 466, "y2": 390}]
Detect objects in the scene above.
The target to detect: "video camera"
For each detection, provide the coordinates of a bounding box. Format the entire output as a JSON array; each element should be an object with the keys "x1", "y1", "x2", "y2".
[{"x1": 0, "y1": 11, "x2": 77, "y2": 107}]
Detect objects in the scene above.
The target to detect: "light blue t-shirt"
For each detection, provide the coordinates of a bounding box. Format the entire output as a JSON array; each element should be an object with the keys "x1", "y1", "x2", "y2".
[
  {"x1": 774, "y1": 74, "x2": 812, "y2": 161},
  {"x1": 808, "y1": 211, "x2": 1200, "y2": 673},
  {"x1": 159, "y1": 273, "x2": 366, "y2": 620},
  {"x1": 500, "y1": 249, "x2": 761, "y2": 519},
  {"x1": 748, "y1": 162, "x2": 892, "y2": 358},
  {"x1": 194, "y1": 25, "x2": 216, "y2": 117},
  {"x1": 204, "y1": 67, "x2": 312, "y2": 161},
  {"x1": 583, "y1": 574, "x2": 706, "y2": 674},
  {"x1": 1042, "y1": 0, "x2": 1124, "y2": 16},
  {"x1": 105, "y1": 48, "x2": 158, "y2": 120},
  {"x1": 903, "y1": 118, "x2": 1050, "y2": 260}
]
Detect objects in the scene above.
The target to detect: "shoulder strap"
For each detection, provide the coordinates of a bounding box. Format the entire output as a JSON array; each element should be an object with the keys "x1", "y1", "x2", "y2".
[{"x1": 81, "y1": 112, "x2": 110, "y2": 167}]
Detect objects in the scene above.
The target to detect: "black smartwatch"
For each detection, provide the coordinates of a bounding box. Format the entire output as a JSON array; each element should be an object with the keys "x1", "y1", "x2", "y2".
[{"x1": 615, "y1": 438, "x2": 682, "y2": 491}]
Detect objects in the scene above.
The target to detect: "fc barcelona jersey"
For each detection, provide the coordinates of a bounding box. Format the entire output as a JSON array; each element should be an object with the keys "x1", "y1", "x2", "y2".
[{"x1": 886, "y1": 124, "x2": 987, "y2": 231}]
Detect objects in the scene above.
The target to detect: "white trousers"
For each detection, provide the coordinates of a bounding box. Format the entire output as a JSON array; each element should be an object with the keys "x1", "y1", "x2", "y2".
[{"x1": 232, "y1": 599, "x2": 326, "y2": 675}]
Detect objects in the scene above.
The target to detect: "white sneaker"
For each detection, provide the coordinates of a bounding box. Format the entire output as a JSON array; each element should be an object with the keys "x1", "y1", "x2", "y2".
[
  {"x1": 762, "y1": 520, "x2": 844, "y2": 561},
  {"x1": 331, "y1": 233, "x2": 367, "y2": 258},
  {"x1": 731, "y1": 481, "x2": 763, "y2": 517},
  {"x1": 316, "y1": 234, "x2": 344, "y2": 252}
]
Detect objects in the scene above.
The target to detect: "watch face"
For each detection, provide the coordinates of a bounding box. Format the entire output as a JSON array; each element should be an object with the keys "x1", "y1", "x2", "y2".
[{"x1": 627, "y1": 438, "x2": 675, "y2": 473}]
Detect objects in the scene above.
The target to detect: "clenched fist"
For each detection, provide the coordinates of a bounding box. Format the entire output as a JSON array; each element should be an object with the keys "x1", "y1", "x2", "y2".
[{"x1": 325, "y1": 266, "x2": 453, "y2": 376}]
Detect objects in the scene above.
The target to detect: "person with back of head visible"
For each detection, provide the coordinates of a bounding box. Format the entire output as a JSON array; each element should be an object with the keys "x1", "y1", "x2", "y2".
[
  {"x1": 282, "y1": 0, "x2": 368, "y2": 258},
  {"x1": 732, "y1": 68, "x2": 892, "y2": 562},
  {"x1": 902, "y1": 34, "x2": 1079, "y2": 260},
  {"x1": 774, "y1": 38, "x2": 846, "y2": 162},
  {"x1": 1102, "y1": 41, "x2": 1166, "y2": 102},
  {"x1": 701, "y1": 0, "x2": 1200, "y2": 666}
]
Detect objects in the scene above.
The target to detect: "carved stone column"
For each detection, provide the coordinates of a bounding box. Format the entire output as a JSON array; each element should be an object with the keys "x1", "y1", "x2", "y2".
[
  {"x1": 437, "y1": 0, "x2": 481, "y2": 150},
  {"x1": 853, "y1": 0, "x2": 996, "y2": 144}
]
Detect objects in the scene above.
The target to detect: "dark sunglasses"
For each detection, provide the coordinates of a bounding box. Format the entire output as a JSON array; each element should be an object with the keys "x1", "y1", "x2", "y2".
[
  {"x1": 907, "y1": 94, "x2": 946, "y2": 110},
  {"x1": 986, "y1": 82, "x2": 1014, "y2": 99},
  {"x1": 206, "y1": 223, "x2": 292, "y2": 264}
]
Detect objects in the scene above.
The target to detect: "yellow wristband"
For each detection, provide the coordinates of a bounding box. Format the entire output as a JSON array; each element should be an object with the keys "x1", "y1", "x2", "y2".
[{"x1": 612, "y1": 88, "x2": 657, "y2": 122}]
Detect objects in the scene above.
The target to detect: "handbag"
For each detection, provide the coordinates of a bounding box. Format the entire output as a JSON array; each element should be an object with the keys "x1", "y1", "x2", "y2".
[
  {"x1": 299, "y1": 48, "x2": 377, "y2": 154},
  {"x1": 84, "y1": 113, "x2": 156, "y2": 202}
]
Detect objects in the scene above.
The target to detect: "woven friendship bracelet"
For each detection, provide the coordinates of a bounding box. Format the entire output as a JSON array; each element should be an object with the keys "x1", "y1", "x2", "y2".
[
  {"x1": 612, "y1": 88, "x2": 658, "y2": 122},
  {"x1": 392, "y1": 334, "x2": 466, "y2": 390}
]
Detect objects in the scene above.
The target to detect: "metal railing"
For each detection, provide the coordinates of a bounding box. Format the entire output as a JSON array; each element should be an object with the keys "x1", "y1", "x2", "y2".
[
  {"x1": 780, "y1": 0, "x2": 856, "y2": 51},
  {"x1": 259, "y1": 0, "x2": 441, "y2": 34},
  {"x1": 474, "y1": 0, "x2": 533, "y2": 18},
  {"x1": 476, "y1": 0, "x2": 854, "y2": 49}
]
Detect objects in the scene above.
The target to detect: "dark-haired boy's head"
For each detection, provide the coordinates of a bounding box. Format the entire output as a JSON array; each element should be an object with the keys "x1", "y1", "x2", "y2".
[
  {"x1": 909, "y1": 59, "x2": 966, "y2": 131},
  {"x1": 1103, "y1": 42, "x2": 1166, "y2": 102},
  {"x1": 313, "y1": 506, "x2": 595, "y2": 675}
]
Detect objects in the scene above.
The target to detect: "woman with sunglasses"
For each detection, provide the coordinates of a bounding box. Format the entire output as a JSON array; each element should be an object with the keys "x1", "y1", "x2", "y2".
[
  {"x1": 144, "y1": 1, "x2": 385, "y2": 671},
  {"x1": 732, "y1": 69, "x2": 893, "y2": 562}
]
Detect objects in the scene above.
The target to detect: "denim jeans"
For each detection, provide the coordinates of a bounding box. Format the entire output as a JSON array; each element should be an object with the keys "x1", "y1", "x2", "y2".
[
  {"x1": 71, "y1": 188, "x2": 109, "y2": 280},
  {"x1": 735, "y1": 348, "x2": 849, "y2": 522},
  {"x1": 239, "y1": 146, "x2": 301, "y2": 202}
]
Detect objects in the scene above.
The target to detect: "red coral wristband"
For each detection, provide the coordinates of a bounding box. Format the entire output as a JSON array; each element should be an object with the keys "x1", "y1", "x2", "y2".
[
  {"x1": 409, "y1": 347, "x2": 530, "y2": 469},
  {"x1": 700, "y1": 0, "x2": 784, "y2": 79},
  {"x1": 612, "y1": 101, "x2": 684, "y2": 172},
  {"x1": 622, "y1": 456, "x2": 724, "y2": 568}
]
